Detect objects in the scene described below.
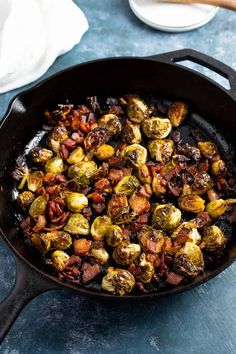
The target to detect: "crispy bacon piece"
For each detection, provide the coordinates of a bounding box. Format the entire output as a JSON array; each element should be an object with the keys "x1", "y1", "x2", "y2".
[
  {"x1": 74, "y1": 239, "x2": 91, "y2": 256},
  {"x1": 166, "y1": 272, "x2": 183, "y2": 286},
  {"x1": 81, "y1": 262, "x2": 101, "y2": 283}
]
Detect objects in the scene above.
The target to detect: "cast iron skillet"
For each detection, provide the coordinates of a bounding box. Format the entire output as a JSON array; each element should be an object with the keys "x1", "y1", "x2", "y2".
[{"x1": 1, "y1": 49, "x2": 236, "y2": 343}]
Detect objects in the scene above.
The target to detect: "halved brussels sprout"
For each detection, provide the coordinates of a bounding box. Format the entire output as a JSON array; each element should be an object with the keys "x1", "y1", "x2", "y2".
[
  {"x1": 107, "y1": 194, "x2": 130, "y2": 220},
  {"x1": 106, "y1": 225, "x2": 123, "y2": 247},
  {"x1": 98, "y1": 114, "x2": 122, "y2": 135},
  {"x1": 148, "y1": 139, "x2": 174, "y2": 162},
  {"x1": 31, "y1": 233, "x2": 51, "y2": 254},
  {"x1": 89, "y1": 242, "x2": 109, "y2": 264},
  {"x1": 121, "y1": 144, "x2": 147, "y2": 168},
  {"x1": 211, "y1": 159, "x2": 226, "y2": 176},
  {"x1": 205, "y1": 198, "x2": 236, "y2": 219},
  {"x1": 18, "y1": 191, "x2": 35, "y2": 211},
  {"x1": 67, "y1": 146, "x2": 85, "y2": 164},
  {"x1": 48, "y1": 231, "x2": 72, "y2": 250},
  {"x1": 168, "y1": 101, "x2": 188, "y2": 127},
  {"x1": 29, "y1": 196, "x2": 47, "y2": 217},
  {"x1": 152, "y1": 204, "x2": 182, "y2": 231},
  {"x1": 113, "y1": 241, "x2": 141, "y2": 266},
  {"x1": 137, "y1": 163, "x2": 151, "y2": 184},
  {"x1": 47, "y1": 125, "x2": 68, "y2": 152},
  {"x1": 65, "y1": 193, "x2": 88, "y2": 212},
  {"x1": 139, "y1": 226, "x2": 165, "y2": 254},
  {"x1": 203, "y1": 225, "x2": 227, "y2": 253},
  {"x1": 142, "y1": 117, "x2": 172, "y2": 139},
  {"x1": 91, "y1": 216, "x2": 112, "y2": 241},
  {"x1": 178, "y1": 194, "x2": 205, "y2": 213},
  {"x1": 95, "y1": 144, "x2": 115, "y2": 161},
  {"x1": 122, "y1": 121, "x2": 142, "y2": 144},
  {"x1": 31, "y1": 147, "x2": 53, "y2": 164},
  {"x1": 51, "y1": 250, "x2": 70, "y2": 271},
  {"x1": 67, "y1": 161, "x2": 97, "y2": 186},
  {"x1": 27, "y1": 171, "x2": 44, "y2": 192},
  {"x1": 171, "y1": 221, "x2": 201, "y2": 245},
  {"x1": 127, "y1": 97, "x2": 149, "y2": 124},
  {"x1": 102, "y1": 267, "x2": 135, "y2": 295},
  {"x1": 130, "y1": 253, "x2": 155, "y2": 283},
  {"x1": 45, "y1": 156, "x2": 64, "y2": 174},
  {"x1": 191, "y1": 172, "x2": 213, "y2": 196},
  {"x1": 114, "y1": 175, "x2": 140, "y2": 196},
  {"x1": 198, "y1": 141, "x2": 218, "y2": 159},
  {"x1": 64, "y1": 213, "x2": 90, "y2": 235},
  {"x1": 174, "y1": 242, "x2": 204, "y2": 277}
]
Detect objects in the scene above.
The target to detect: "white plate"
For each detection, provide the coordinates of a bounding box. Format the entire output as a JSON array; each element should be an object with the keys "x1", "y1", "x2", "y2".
[{"x1": 129, "y1": 0, "x2": 219, "y2": 32}]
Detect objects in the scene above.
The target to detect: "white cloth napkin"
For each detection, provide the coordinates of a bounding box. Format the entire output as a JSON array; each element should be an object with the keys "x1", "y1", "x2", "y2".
[{"x1": 0, "y1": 0, "x2": 88, "y2": 93}]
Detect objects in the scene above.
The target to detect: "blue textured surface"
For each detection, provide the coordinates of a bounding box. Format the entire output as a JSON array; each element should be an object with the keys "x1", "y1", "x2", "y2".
[{"x1": 1, "y1": 1, "x2": 236, "y2": 353}]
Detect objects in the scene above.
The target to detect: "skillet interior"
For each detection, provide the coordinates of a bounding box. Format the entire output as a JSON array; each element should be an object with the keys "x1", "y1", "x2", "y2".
[{"x1": 1, "y1": 57, "x2": 236, "y2": 298}]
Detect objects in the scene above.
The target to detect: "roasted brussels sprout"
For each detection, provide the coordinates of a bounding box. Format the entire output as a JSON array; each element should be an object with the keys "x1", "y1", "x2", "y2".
[
  {"x1": 152, "y1": 204, "x2": 182, "y2": 231},
  {"x1": 29, "y1": 196, "x2": 47, "y2": 217},
  {"x1": 206, "y1": 199, "x2": 227, "y2": 219},
  {"x1": 31, "y1": 147, "x2": 53, "y2": 164},
  {"x1": 114, "y1": 175, "x2": 140, "y2": 196},
  {"x1": 45, "y1": 156, "x2": 64, "y2": 174},
  {"x1": 67, "y1": 146, "x2": 85, "y2": 164},
  {"x1": 198, "y1": 141, "x2": 218, "y2": 159},
  {"x1": 102, "y1": 267, "x2": 135, "y2": 295},
  {"x1": 178, "y1": 194, "x2": 205, "y2": 213},
  {"x1": 47, "y1": 125, "x2": 68, "y2": 152},
  {"x1": 95, "y1": 144, "x2": 115, "y2": 160},
  {"x1": 67, "y1": 161, "x2": 97, "y2": 186},
  {"x1": 142, "y1": 117, "x2": 172, "y2": 139},
  {"x1": 31, "y1": 233, "x2": 51, "y2": 254},
  {"x1": 203, "y1": 225, "x2": 227, "y2": 253},
  {"x1": 105, "y1": 225, "x2": 123, "y2": 247},
  {"x1": 122, "y1": 121, "x2": 142, "y2": 144},
  {"x1": 171, "y1": 221, "x2": 201, "y2": 245},
  {"x1": 168, "y1": 101, "x2": 188, "y2": 127},
  {"x1": 211, "y1": 159, "x2": 226, "y2": 176},
  {"x1": 98, "y1": 114, "x2": 122, "y2": 135},
  {"x1": 191, "y1": 172, "x2": 213, "y2": 196},
  {"x1": 152, "y1": 174, "x2": 167, "y2": 197},
  {"x1": 89, "y1": 241, "x2": 109, "y2": 264},
  {"x1": 121, "y1": 144, "x2": 147, "y2": 167},
  {"x1": 18, "y1": 191, "x2": 35, "y2": 211},
  {"x1": 107, "y1": 194, "x2": 130, "y2": 220},
  {"x1": 65, "y1": 193, "x2": 88, "y2": 212},
  {"x1": 48, "y1": 231, "x2": 72, "y2": 250},
  {"x1": 139, "y1": 226, "x2": 165, "y2": 254},
  {"x1": 91, "y1": 216, "x2": 112, "y2": 241},
  {"x1": 64, "y1": 213, "x2": 90, "y2": 235},
  {"x1": 113, "y1": 241, "x2": 141, "y2": 266},
  {"x1": 130, "y1": 253, "x2": 155, "y2": 283},
  {"x1": 51, "y1": 250, "x2": 70, "y2": 271},
  {"x1": 174, "y1": 242, "x2": 204, "y2": 277},
  {"x1": 127, "y1": 97, "x2": 149, "y2": 124},
  {"x1": 137, "y1": 163, "x2": 151, "y2": 184},
  {"x1": 27, "y1": 171, "x2": 44, "y2": 192},
  {"x1": 148, "y1": 139, "x2": 174, "y2": 162}
]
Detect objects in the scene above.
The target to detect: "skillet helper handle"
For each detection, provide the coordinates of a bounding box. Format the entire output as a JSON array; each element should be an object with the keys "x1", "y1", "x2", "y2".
[
  {"x1": 0, "y1": 256, "x2": 57, "y2": 344},
  {"x1": 148, "y1": 49, "x2": 236, "y2": 99}
]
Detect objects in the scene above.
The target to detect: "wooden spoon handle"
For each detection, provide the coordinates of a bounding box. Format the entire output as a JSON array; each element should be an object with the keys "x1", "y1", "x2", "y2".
[{"x1": 159, "y1": 0, "x2": 236, "y2": 10}]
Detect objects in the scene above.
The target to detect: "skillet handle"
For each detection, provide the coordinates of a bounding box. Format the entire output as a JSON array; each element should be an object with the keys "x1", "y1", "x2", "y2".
[
  {"x1": 147, "y1": 49, "x2": 236, "y2": 99},
  {"x1": 0, "y1": 255, "x2": 59, "y2": 344}
]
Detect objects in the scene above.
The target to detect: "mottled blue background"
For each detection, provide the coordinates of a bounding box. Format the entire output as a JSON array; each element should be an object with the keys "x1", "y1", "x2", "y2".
[{"x1": 1, "y1": 1, "x2": 236, "y2": 353}]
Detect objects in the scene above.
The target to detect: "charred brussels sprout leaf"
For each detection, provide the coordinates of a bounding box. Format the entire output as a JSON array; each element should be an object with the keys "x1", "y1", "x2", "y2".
[
  {"x1": 142, "y1": 117, "x2": 172, "y2": 139},
  {"x1": 102, "y1": 267, "x2": 135, "y2": 295},
  {"x1": 174, "y1": 242, "x2": 204, "y2": 277},
  {"x1": 198, "y1": 141, "x2": 218, "y2": 159},
  {"x1": 64, "y1": 213, "x2": 90, "y2": 235},
  {"x1": 168, "y1": 101, "x2": 188, "y2": 127},
  {"x1": 152, "y1": 204, "x2": 182, "y2": 231}
]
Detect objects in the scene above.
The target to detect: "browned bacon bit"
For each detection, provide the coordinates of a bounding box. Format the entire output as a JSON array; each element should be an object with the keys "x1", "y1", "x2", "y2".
[
  {"x1": 136, "y1": 213, "x2": 149, "y2": 224},
  {"x1": 138, "y1": 184, "x2": 152, "y2": 198},
  {"x1": 43, "y1": 173, "x2": 56, "y2": 184},
  {"x1": 92, "y1": 202, "x2": 106, "y2": 213},
  {"x1": 74, "y1": 239, "x2": 91, "y2": 256},
  {"x1": 166, "y1": 272, "x2": 183, "y2": 286},
  {"x1": 46, "y1": 185, "x2": 61, "y2": 195},
  {"x1": 164, "y1": 255, "x2": 173, "y2": 264},
  {"x1": 94, "y1": 178, "x2": 111, "y2": 193},
  {"x1": 35, "y1": 187, "x2": 46, "y2": 197},
  {"x1": 92, "y1": 163, "x2": 109, "y2": 181},
  {"x1": 51, "y1": 213, "x2": 66, "y2": 224},
  {"x1": 43, "y1": 224, "x2": 65, "y2": 231},
  {"x1": 82, "y1": 206, "x2": 92, "y2": 219},
  {"x1": 136, "y1": 282, "x2": 149, "y2": 293},
  {"x1": 150, "y1": 165, "x2": 162, "y2": 178},
  {"x1": 195, "y1": 211, "x2": 211, "y2": 228},
  {"x1": 108, "y1": 156, "x2": 126, "y2": 169},
  {"x1": 84, "y1": 127, "x2": 112, "y2": 150},
  {"x1": 121, "y1": 227, "x2": 131, "y2": 241},
  {"x1": 171, "y1": 131, "x2": 181, "y2": 144},
  {"x1": 108, "y1": 168, "x2": 124, "y2": 184},
  {"x1": 53, "y1": 197, "x2": 66, "y2": 207},
  {"x1": 227, "y1": 208, "x2": 236, "y2": 223},
  {"x1": 81, "y1": 262, "x2": 101, "y2": 284},
  {"x1": 199, "y1": 159, "x2": 209, "y2": 172},
  {"x1": 60, "y1": 144, "x2": 69, "y2": 160},
  {"x1": 88, "y1": 192, "x2": 105, "y2": 203},
  {"x1": 207, "y1": 188, "x2": 219, "y2": 201},
  {"x1": 67, "y1": 255, "x2": 82, "y2": 267},
  {"x1": 63, "y1": 138, "x2": 77, "y2": 150},
  {"x1": 199, "y1": 241, "x2": 206, "y2": 250}
]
